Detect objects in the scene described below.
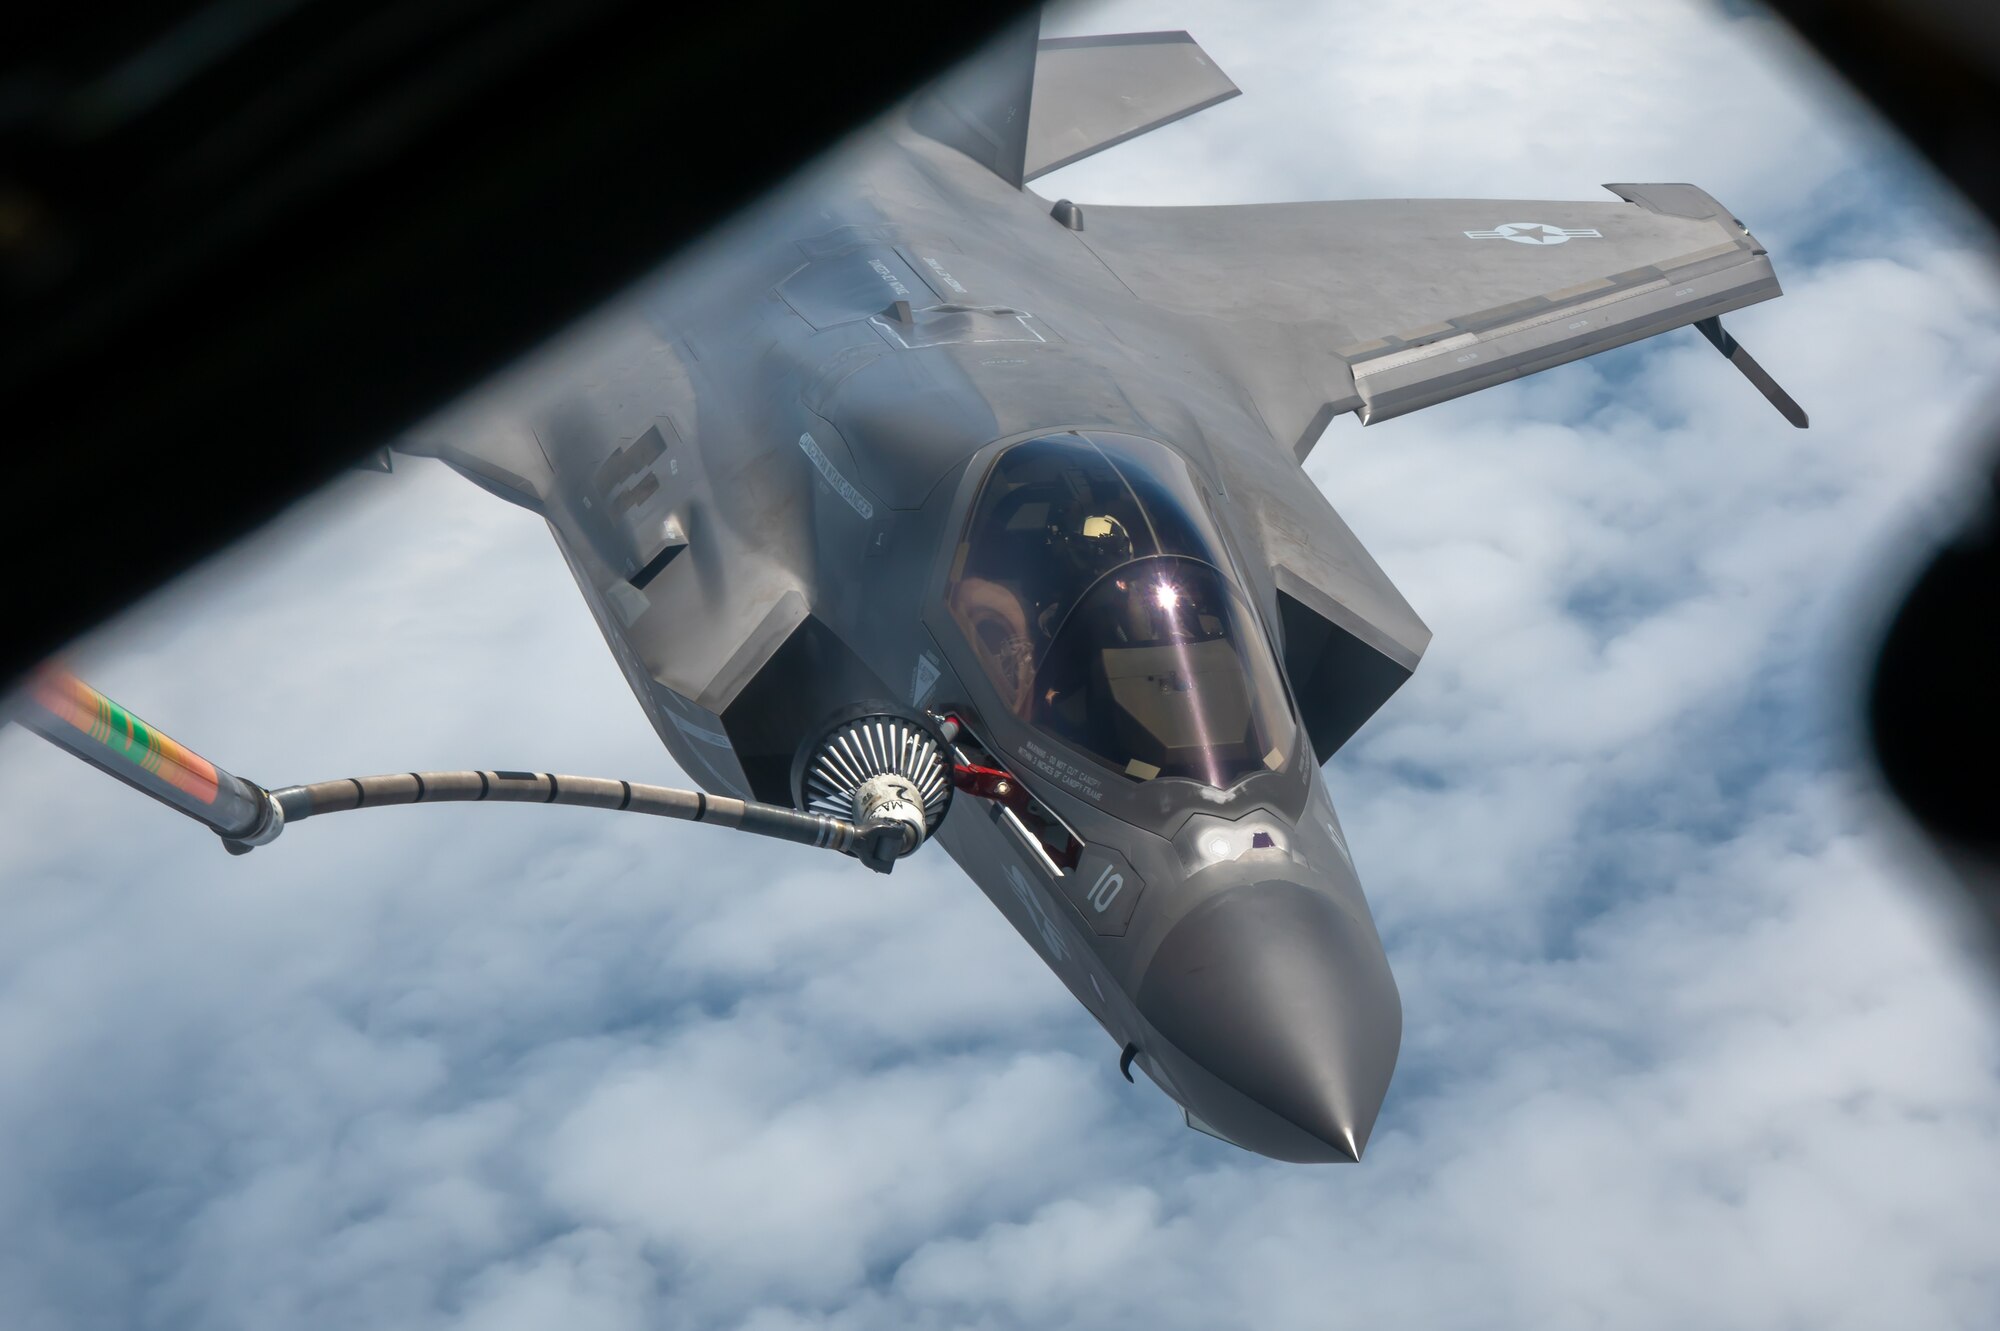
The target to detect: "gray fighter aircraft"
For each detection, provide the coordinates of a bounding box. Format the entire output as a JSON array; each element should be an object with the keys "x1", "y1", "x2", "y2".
[{"x1": 17, "y1": 19, "x2": 1804, "y2": 1163}]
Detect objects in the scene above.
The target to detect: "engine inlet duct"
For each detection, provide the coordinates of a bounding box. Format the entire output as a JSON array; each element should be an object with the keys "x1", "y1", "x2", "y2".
[{"x1": 794, "y1": 704, "x2": 953, "y2": 872}]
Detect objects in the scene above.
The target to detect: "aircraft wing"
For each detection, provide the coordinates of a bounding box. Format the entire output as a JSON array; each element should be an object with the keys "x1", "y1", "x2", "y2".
[{"x1": 1072, "y1": 183, "x2": 1795, "y2": 451}]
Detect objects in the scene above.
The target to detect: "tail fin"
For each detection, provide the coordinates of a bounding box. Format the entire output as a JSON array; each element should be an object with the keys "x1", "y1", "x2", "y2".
[
  {"x1": 916, "y1": 20, "x2": 1240, "y2": 187},
  {"x1": 1025, "y1": 31, "x2": 1239, "y2": 180}
]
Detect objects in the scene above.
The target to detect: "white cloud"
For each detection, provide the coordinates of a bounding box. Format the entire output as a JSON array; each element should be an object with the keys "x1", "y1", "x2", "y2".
[{"x1": 3, "y1": 2, "x2": 1999, "y2": 1329}]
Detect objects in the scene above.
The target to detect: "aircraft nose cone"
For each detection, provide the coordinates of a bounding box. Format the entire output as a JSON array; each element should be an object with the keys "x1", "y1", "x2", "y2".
[{"x1": 1137, "y1": 879, "x2": 1401, "y2": 1162}]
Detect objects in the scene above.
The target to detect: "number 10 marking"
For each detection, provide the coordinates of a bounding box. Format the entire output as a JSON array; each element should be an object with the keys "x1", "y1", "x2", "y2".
[{"x1": 1088, "y1": 864, "x2": 1124, "y2": 913}]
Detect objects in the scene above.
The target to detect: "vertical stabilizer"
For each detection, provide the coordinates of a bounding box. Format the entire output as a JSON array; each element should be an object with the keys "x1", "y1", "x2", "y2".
[
  {"x1": 911, "y1": 15, "x2": 1041, "y2": 187},
  {"x1": 913, "y1": 20, "x2": 1239, "y2": 189},
  {"x1": 1025, "y1": 32, "x2": 1240, "y2": 180}
]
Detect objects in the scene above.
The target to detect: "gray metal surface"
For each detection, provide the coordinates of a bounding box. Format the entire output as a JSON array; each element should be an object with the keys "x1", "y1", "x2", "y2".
[
  {"x1": 1025, "y1": 31, "x2": 1241, "y2": 180},
  {"x1": 401, "y1": 18, "x2": 1799, "y2": 1162}
]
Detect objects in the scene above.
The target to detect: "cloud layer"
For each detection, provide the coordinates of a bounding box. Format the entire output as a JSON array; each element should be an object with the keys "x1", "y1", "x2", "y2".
[{"x1": 4, "y1": 3, "x2": 1999, "y2": 1329}]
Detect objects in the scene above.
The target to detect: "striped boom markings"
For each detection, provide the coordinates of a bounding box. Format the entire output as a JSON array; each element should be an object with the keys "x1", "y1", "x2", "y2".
[{"x1": 29, "y1": 668, "x2": 222, "y2": 806}]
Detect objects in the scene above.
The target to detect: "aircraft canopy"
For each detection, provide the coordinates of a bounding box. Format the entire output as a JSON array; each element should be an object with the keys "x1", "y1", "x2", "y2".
[{"x1": 946, "y1": 432, "x2": 1295, "y2": 787}]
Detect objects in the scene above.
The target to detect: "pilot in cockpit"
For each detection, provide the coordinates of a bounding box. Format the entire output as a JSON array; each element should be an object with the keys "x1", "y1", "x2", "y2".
[
  {"x1": 1039, "y1": 505, "x2": 1132, "y2": 637},
  {"x1": 949, "y1": 480, "x2": 1137, "y2": 714},
  {"x1": 946, "y1": 432, "x2": 1296, "y2": 788}
]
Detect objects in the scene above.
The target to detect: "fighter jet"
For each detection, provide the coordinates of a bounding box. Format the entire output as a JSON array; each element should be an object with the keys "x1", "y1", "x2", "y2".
[{"x1": 13, "y1": 18, "x2": 1803, "y2": 1163}]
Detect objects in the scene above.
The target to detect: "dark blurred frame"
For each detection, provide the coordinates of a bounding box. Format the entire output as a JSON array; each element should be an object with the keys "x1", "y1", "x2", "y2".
[
  {"x1": 1766, "y1": 1, "x2": 2000, "y2": 925},
  {"x1": 0, "y1": 0, "x2": 1032, "y2": 681}
]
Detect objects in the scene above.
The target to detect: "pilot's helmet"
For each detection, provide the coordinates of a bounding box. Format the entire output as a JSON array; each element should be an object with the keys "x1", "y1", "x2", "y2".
[{"x1": 1052, "y1": 509, "x2": 1134, "y2": 580}]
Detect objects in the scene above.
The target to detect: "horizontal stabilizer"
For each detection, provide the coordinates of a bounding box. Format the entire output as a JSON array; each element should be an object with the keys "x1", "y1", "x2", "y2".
[{"x1": 1025, "y1": 32, "x2": 1240, "y2": 181}]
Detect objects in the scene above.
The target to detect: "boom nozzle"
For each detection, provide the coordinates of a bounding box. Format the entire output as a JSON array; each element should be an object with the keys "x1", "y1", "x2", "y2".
[{"x1": 7, "y1": 667, "x2": 283, "y2": 848}]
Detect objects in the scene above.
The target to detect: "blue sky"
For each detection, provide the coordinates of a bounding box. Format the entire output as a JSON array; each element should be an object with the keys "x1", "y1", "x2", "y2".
[{"x1": 3, "y1": 2, "x2": 1999, "y2": 1328}]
